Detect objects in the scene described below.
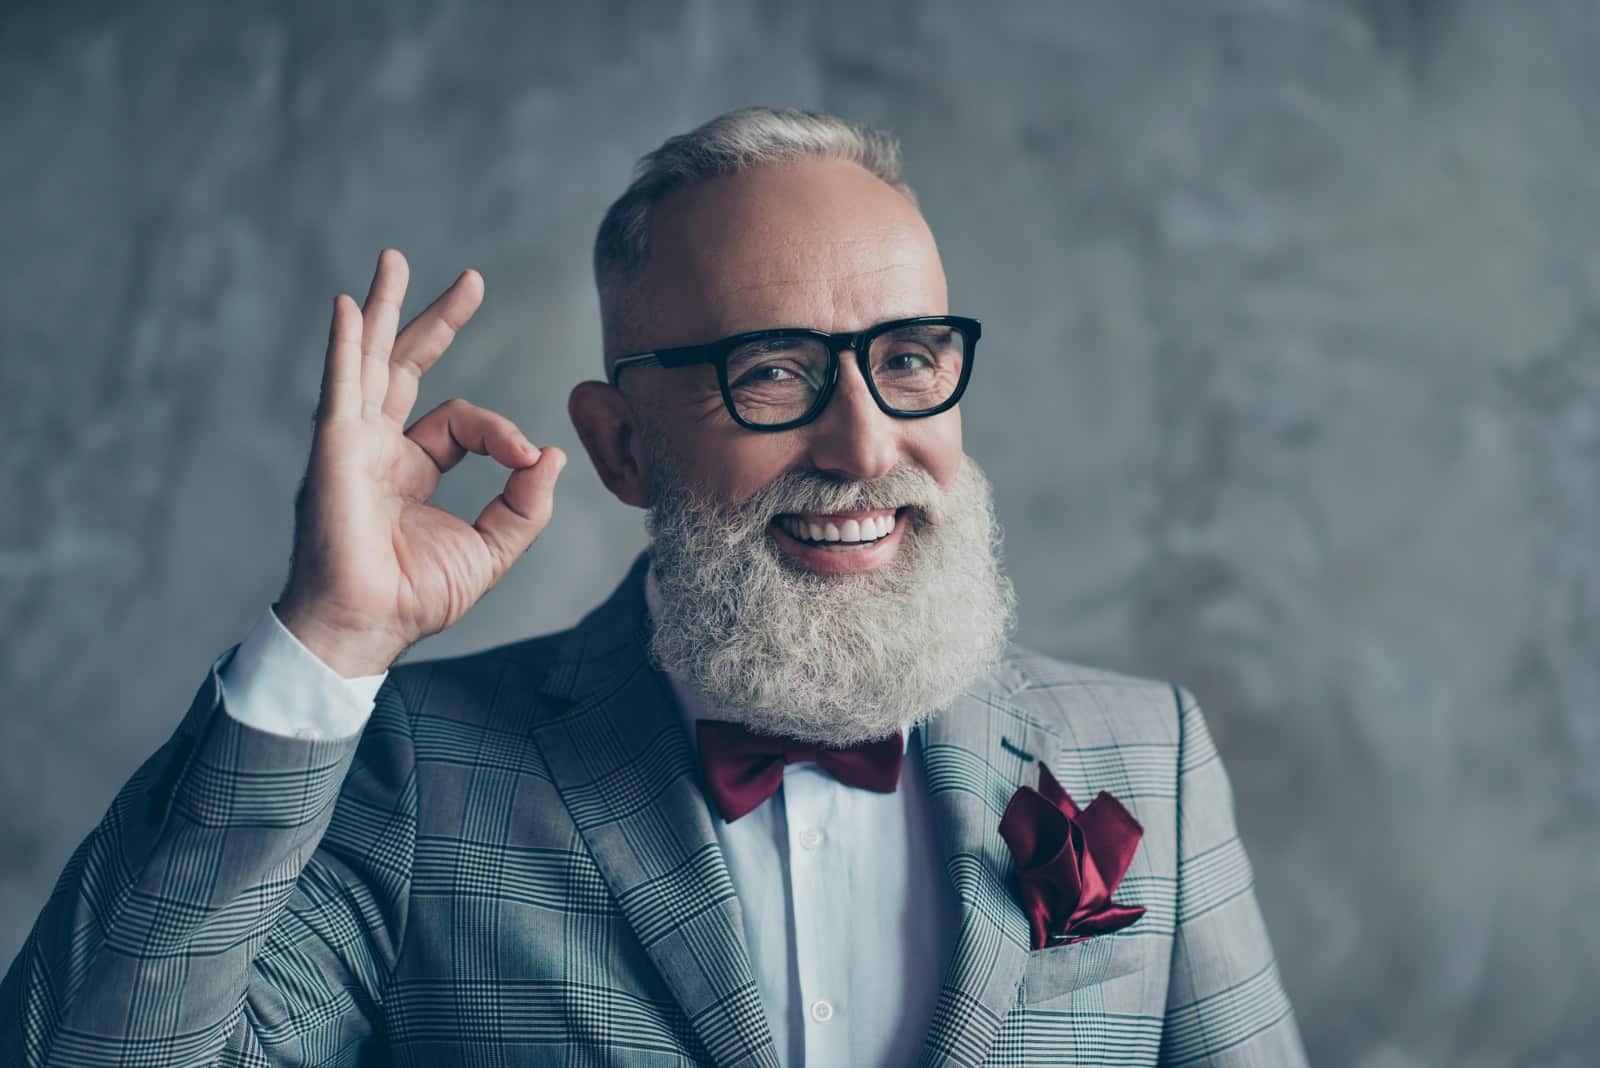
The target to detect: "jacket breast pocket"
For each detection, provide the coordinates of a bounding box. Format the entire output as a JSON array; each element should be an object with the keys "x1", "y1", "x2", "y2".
[{"x1": 1019, "y1": 933, "x2": 1167, "y2": 1009}]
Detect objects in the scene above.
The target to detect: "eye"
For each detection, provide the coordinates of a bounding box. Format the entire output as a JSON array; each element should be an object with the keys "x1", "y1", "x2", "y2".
[
  {"x1": 725, "y1": 337, "x2": 827, "y2": 391},
  {"x1": 883, "y1": 350, "x2": 933, "y2": 371},
  {"x1": 876, "y1": 348, "x2": 939, "y2": 377},
  {"x1": 731, "y1": 362, "x2": 806, "y2": 388}
]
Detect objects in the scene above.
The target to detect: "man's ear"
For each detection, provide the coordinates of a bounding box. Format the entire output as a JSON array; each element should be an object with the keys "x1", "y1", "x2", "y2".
[{"x1": 568, "y1": 381, "x2": 652, "y2": 508}]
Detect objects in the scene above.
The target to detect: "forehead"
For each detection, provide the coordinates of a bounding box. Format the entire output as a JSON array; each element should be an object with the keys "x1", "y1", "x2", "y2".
[{"x1": 625, "y1": 158, "x2": 948, "y2": 347}]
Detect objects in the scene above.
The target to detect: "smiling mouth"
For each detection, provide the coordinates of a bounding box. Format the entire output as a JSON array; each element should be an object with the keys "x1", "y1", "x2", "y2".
[{"x1": 771, "y1": 508, "x2": 903, "y2": 547}]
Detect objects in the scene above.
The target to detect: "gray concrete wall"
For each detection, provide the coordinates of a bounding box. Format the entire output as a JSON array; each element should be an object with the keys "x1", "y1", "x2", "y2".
[{"x1": 2, "y1": 2, "x2": 1595, "y2": 1064}]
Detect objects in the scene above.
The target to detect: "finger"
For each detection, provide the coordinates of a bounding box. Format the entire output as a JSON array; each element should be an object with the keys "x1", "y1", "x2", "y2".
[
  {"x1": 404, "y1": 398, "x2": 540, "y2": 476},
  {"x1": 360, "y1": 249, "x2": 410, "y2": 416},
  {"x1": 382, "y1": 268, "x2": 485, "y2": 425},
  {"x1": 316, "y1": 293, "x2": 364, "y2": 422},
  {"x1": 474, "y1": 446, "x2": 566, "y2": 577}
]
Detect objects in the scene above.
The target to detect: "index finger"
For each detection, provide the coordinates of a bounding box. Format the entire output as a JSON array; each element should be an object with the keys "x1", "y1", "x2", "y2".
[{"x1": 381, "y1": 268, "x2": 485, "y2": 424}]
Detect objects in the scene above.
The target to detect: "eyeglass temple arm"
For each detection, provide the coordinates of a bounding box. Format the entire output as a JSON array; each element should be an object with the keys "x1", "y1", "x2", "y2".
[{"x1": 608, "y1": 352, "x2": 665, "y2": 386}]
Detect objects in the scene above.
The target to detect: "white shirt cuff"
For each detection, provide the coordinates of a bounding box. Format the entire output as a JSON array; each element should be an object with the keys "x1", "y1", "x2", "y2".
[{"x1": 216, "y1": 604, "x2": 388, "y2": 740}]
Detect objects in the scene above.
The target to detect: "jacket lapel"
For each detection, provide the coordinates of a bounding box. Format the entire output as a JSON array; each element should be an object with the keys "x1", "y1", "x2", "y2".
[
  {"x1": 917, "y1": 660, "x2": 1060, "y2": 1067},
  {"x1": 531, "y1": 554, "x2": 780, "y2": 1068}
]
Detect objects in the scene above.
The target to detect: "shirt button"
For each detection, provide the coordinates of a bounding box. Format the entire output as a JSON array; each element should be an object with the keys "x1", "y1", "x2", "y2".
[
  {"x1": 797, "y1": 828, "x2": 824, "y2": 850},
  {"x1": 809, "y1": 999, "x2": 834, "y2": 1023}
]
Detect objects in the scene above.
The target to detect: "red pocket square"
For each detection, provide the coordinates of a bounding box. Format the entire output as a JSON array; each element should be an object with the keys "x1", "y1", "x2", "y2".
[{"x1": 999, "y1": 762, "x2": 1147, "y2": 951}]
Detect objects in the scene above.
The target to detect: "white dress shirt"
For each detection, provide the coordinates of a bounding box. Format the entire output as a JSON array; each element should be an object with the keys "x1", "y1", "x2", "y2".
[{"x1": 216, "y1": 571, "x2": 959, "y2": 1066}]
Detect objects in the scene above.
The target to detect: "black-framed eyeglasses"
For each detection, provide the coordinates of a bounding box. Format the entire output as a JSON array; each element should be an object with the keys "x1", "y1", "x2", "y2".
[{"x1": 609, "y1": 315, "x2": 981, "y2": 432}]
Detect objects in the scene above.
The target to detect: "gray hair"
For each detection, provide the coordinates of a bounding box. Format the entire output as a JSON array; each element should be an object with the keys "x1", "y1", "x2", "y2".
[{"x1": 593, "y1": 106, "x2": 917, "y2": 283}]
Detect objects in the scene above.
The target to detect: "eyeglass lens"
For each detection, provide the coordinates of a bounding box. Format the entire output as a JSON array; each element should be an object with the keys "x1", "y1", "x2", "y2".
[{"x1": 723, "y1": 323, "x2": 968, "y2": 426}]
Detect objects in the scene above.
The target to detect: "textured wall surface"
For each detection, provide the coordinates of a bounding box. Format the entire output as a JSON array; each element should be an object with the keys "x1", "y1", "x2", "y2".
[{"x1": 2, "y1": 2, "x2": 1596, "y2": 1064}]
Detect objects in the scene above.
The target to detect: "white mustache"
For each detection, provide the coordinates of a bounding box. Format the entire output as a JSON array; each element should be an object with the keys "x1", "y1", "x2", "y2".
[{"x1": 736, "y1": 465, "x2": 945, "y2": 532}]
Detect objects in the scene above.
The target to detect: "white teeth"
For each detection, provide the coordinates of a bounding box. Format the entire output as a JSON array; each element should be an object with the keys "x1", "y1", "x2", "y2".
[{"x1": 779, "y1": 513, "x2": 898, "y2": 545}]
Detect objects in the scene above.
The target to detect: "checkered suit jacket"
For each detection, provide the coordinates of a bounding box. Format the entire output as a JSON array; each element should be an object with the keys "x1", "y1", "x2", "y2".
[{"x1": 2, "y1": 553, "x2": 1308, "y2": 1066}]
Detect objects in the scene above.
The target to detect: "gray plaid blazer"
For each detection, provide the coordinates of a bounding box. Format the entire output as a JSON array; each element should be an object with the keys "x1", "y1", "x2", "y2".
[{"x1": 2, "y1": 553, "x2": 1308, "y2": 1066}]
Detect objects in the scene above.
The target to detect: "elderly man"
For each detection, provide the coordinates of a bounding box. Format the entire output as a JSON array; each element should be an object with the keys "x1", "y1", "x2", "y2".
[{"x1": 2, "y1": 108, "x2": 1308, "y2": 1066}]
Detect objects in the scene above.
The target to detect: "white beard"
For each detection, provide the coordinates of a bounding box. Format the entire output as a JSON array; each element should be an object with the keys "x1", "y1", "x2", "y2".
[{"x1": 643, "y1": 452, "x2": 1017, "y2": 747}]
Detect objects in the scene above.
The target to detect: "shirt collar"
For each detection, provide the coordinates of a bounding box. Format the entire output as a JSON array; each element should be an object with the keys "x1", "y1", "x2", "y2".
[{"x1": 643, "y1": 560, "x2": 913, "y2": 757}]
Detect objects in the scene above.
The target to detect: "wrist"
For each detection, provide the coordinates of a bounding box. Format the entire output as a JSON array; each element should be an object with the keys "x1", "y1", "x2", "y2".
[{"x1": 272, "y1": 600, "x2": 406, "y2": 678}]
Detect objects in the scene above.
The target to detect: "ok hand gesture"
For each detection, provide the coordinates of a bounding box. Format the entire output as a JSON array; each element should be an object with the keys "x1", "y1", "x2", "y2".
[{"x1": 276, "y1": 249, "x2": 566, "y2": 676}]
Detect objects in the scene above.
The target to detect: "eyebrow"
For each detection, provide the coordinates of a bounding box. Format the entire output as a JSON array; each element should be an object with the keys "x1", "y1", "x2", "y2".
[
  {"x1": 728, "y1": 336, "x2": 820, "y2": 355},
  {"x1": 882, "y1": 324, "x2": 956, "y2": 341}
]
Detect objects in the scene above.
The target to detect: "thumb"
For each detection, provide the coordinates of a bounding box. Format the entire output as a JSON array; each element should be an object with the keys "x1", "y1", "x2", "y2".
[{"x1": 473, "y1": 446, "x2": 567, "y2": 576}]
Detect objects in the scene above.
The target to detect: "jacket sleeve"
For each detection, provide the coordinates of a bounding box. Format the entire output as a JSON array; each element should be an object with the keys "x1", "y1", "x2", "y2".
[
  {"x1": 1158, "y1": 686, "x2": 1310, "y2": 1067},
  {"x1": 0, "y1": 641, "x2": 419, "y2": 1067}
]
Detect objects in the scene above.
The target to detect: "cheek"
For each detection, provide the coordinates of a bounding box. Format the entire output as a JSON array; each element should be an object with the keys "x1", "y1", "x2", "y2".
[
  {"x1": 908, "y1": 410, "x2": 964, "y2": 490},
  {"x1": 672, "y1": 426, "x2": 802, "y2": 506}
]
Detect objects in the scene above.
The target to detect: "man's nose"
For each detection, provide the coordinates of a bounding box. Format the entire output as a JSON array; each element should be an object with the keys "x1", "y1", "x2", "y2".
[{"x1": 803, "y1": 352, "x2": 899, "y2": 481}]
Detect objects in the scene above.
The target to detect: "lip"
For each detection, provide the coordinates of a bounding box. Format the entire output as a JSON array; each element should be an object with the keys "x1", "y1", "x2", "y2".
[
  {"x1": 778, "y1": 507, "x2": 899, "y2": 525},
  {"x1": 768, "y1": 507, "x2": 908, "y2": 574}
]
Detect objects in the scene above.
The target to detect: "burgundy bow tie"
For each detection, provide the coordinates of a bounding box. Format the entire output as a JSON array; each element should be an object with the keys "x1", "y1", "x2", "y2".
[{"x1": 694, "y1": 719, "x2": 905, "y2": 822}]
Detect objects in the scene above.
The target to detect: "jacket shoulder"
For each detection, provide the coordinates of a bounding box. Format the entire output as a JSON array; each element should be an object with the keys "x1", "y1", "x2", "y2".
[
  {"x1": 381, "y1": 624, "x2": 579, "y2": 731},
  {"x1": 996, "y1": 641, "x2": 1182, "y2": 746}
]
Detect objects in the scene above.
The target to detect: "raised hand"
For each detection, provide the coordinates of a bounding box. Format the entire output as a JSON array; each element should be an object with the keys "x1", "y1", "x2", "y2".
[{"x1": 275, "y1": 249, "x2": 566, "y2": 677}]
